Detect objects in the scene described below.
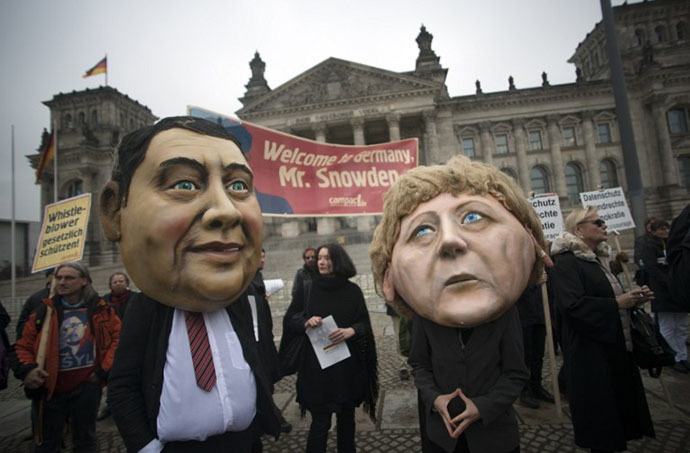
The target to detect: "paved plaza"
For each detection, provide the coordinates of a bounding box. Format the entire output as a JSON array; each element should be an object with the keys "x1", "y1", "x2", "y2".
[{"x1": 2, "y1": 312, "x2": 690, "y2": 452}]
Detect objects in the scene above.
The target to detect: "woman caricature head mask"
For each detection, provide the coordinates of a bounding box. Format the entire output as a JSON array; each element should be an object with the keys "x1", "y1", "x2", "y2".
[
  {"x1": 370, "y1": 156, "x2": 546, "y2": 328},
  {"x1": 99, "y1": 117, "x2": 263, "y2": 312}
]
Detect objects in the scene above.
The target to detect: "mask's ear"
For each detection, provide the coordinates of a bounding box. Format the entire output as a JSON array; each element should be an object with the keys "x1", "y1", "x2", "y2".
[
  {"x1": 382, "y1": 266, "x2": 397, "y2": 303},
  {"x1": 100, "y1": 181, "x2": 122, "y2": 241}
]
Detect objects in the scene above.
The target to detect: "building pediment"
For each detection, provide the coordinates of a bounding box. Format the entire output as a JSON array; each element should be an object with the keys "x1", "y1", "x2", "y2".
[{"x1": 237, "y1": 57, "x2": 443, "y2": 116}]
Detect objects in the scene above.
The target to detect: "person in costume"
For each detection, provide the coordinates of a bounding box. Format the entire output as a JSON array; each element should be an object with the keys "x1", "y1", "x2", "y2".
[
  {"x1": 369, "y1": 155, "x2": 547, "y2": 453},
  {"x1": 13, "y1": 262, "x2": 121, "y2": 453},
  {"x1": 99, "y1": 116, "x2": 280, "y2": 452}
]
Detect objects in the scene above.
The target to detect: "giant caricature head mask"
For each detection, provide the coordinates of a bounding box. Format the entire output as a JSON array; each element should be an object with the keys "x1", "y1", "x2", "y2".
[
  {"x1": 370, "y1": 156, "x2": 546, "y2": 328},
  {"x1": 99, "y1": 116, "x2": 263, "y2": 312}
]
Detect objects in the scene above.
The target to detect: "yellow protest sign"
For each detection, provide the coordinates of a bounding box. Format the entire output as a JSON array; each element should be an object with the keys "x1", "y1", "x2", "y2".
[{"x1": 32, "y1": 193, "x2": 91, "y2": 273}]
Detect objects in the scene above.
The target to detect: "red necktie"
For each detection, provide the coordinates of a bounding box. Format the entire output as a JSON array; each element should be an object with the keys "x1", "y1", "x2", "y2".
[{"x1": 184, "y1": 311, "x2": 216, "y2": 392}]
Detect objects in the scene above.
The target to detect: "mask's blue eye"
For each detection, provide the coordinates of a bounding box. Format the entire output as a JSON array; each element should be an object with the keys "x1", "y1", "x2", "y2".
[
  {"x1": 173, "y1": 180, "x2": 196, "y2": 191},
  {"x1": 228, "y1": 180, "x2": 249, "y2": 192},
  {"x1": 461, "y1": 212, "x2": 483, "y2": 224},
  {"x1": 413, "y1": 225, "x2": 433, "y2": 238}
]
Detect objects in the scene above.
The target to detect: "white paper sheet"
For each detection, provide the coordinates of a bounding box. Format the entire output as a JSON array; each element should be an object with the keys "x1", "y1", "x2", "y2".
[
  {"x1": 306, "y1": 315, "x2": 351, "y2": 369},
  {"x1": 264, "y1": 279, "x2": 284, "y2": 296}
]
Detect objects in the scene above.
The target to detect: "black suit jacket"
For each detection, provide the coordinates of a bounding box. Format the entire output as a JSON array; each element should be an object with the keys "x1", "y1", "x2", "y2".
[
  {"x1": 408, "y1": 306, "x2": 527, "y2": 453},
  {"x1": 108, "y1": 292, "x2": 280, "y2": 452}
]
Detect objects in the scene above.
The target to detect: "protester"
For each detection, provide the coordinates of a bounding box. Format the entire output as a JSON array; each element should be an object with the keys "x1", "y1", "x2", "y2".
[
  {"x1": 13, "y1": 261, "x2": 121, "y2": 452},
  {"x1": 550, "y1": 207, "x2": 655, "y2": 452},
  {"x1": 103, "y1": 272, "x2": 137, "y2": 321},
  {"x1": 386, "y1": 304, "x2": 410, "y2": 380},
  {"x1": 98, "y1": 271, "x2": 138, "y2": 420},
  {"x1": 633, "y1": 217, "x2": 659, "y2": 286},
  {"x1": 283, "y1": 242, "x2": 378, "y2": 453},
  {"x1": 636, "y1": 219, "x2": 689, "y2": 373},
  {"x1": 247, "y1": 248, "x2": 292, "y2": 449},
  {"x1": 370, "y1": 155, "x2": 541, "y2": 453},
  {"x1": 516, "y1": 282, "x2": 554, "y2": 409},
  {"x1": 99, "y1": 116, "x2": 280, "y2": 451},
  {"x1": 16, "y1": 269, "x2": 53, "y2": 340},
  {"x1": 292, "y1": 247, "x2": 317, "y2": 298},
  {"x1": 0, "y1": 300, "x2": 10, "y2": 391}
]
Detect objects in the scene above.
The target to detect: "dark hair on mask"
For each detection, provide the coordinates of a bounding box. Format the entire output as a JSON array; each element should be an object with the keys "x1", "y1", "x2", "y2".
[
  {"x1": 316, "y1": 243, "x2": 357, "y2": 279},
  {"x1": 111, "y1": 116, "x2": 243, "y2": 205}
]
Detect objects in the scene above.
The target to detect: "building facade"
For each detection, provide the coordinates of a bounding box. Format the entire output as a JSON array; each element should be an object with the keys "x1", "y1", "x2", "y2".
[
  {"x1": 30, "y1": 86, "x2": 157, "y2": 266},
  {"x1": 236, "y1": 0, "x2": 690, "y2": 238}
]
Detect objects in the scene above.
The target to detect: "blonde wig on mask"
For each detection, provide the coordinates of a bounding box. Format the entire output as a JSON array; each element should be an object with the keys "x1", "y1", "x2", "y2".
[{"x1": 369, "y1": 155, "x2": 546, "y2": 315}]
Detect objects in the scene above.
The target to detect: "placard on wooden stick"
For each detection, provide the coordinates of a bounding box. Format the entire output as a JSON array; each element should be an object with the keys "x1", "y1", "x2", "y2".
[{"x1": 32, "y1": 193, "x2": 91, "y2": 273}]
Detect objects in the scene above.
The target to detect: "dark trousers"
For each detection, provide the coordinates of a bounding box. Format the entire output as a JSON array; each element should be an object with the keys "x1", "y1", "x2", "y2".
[
  {"x1": 163, "y1": 419, "x2": 258, "y2": 453},
  {"x1": 36, "y1": 381, "x2": 102, "y2": 453},
  {"x1": 522, "y1": 324, "x2": 546, "y2": 390},
  {"x1": 306, "y1": 407, "x2": 356, "y2": 453}
]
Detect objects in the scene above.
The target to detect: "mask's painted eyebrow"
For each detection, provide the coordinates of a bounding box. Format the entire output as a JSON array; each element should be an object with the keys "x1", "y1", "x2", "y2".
[
  {"x1": 157, "y1": 157, "x2": 208, "y2": 186},
  {"x1": 224, "y1": 162, "x2": 253, "y2": 177}
]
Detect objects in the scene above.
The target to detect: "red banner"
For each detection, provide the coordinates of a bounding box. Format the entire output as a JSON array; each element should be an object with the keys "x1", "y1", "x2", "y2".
[{"x1": 189, "y1": 107, "x2": 418, "y2": 216}]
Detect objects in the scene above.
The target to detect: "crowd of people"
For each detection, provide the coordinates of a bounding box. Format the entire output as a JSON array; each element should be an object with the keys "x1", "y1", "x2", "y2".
[{"x1": 0, "y1": 116, "x2": 688, "y2": 453}]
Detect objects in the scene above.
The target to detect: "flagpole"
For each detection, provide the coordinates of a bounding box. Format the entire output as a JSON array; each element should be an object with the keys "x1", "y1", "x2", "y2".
[
  {"x1": 105, "y1": 53, "x2": 108, "y2": 86},
  {"x1": 53, "y1": 120, "x2": 58, "y2": 203},
  {"x1": 11, "y1": 125, "x2": 16, "y2": 300}
]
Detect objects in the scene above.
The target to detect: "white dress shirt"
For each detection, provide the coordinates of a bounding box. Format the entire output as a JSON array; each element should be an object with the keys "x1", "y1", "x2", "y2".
[{"x1": 140, "y1": 307, "x2": 257, "y2": 452}]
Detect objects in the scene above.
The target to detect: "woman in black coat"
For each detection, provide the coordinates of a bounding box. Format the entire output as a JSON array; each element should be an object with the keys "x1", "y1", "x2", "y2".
[
  {"x1": 550, "y1": 207, "x2": 655, "y2": 453},
  {"x1": 283, "y1": 243, "x2": 378, "y2": 453}
]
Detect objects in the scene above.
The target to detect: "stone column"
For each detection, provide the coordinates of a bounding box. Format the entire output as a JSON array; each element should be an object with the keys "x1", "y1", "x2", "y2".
[
  {"x1": 581, "y1": 111, "x2": 602, "y2": 190},
  {"x1": 512, "y1": 119, "x2": 531, "y2": 194},
  {"x1": 386, "y1": 113, "x2": 401, "y2": 141},
  {"x1": 651, "y1": 101, "x2": 680, "y2": 186},
  {"x1": 351, "y1": 118, "x2": 365, "y2": 146},
  {"x1": 317, "y1": 217, "x2": 340, "y2": 235},
  {"x1": 314, "y1": 122, "x2": 327, "y2": 143},
  {"x1": 546, "y1": 115, "x2": 568, "y2": 197},
  {"x1": 479, "y1": 122, "x2": 493, "y2": 166},
  {"x1": 423, "y1": 111, "x2": 440, "y2": 164}
]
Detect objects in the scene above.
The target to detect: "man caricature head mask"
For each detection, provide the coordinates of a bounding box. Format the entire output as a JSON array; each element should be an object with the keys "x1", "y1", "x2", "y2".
[
  {"x1": 370, "y1": 156, "x2": 546, "y2": 328},
  {"x1": 99, "y1": 116, "x2": 263, "y2": 312}
]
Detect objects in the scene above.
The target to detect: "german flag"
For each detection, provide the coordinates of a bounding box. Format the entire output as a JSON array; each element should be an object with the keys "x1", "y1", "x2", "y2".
[
  {"x1": 35, "y1": 131, "x2": 55, "y2": 183},
  {"x1": 83, "y1": 56, "x2": 107, "y2": 78}
]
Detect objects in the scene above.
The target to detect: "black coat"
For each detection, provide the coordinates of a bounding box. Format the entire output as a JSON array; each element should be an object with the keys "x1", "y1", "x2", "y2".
[
  {"x1": 284, "y1": 275, "x2": 377, "y2": 415},
  {"x1": 408, "y1": 307, "x2": 527, "y2": 453},
  {"x1": 248, "y1": 271, "x2": 281, "y2": 385},
  {"x1": 637, "y1": 235, "x2": 686, "y2": 313},
  {"x1": 107, "y1": 292, "x2": 280, "y2": 452},
  {"x1": 668, "y1": 203, "x2": 690, "y2": 311},
  {"x1": 103, "y1": 289, "x2": 139, "y2": 320},
  {"x1": 551, "y1": 251, "x2": 654, "y2": 451},
  {"x1": 16, "y1": 286, "x2": 49, "y2": 339}
]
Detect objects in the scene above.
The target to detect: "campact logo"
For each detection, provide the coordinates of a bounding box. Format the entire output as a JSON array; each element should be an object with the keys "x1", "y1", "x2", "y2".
[{"x1": 328, "y1": 194, "x2": 367, "y2": 207}]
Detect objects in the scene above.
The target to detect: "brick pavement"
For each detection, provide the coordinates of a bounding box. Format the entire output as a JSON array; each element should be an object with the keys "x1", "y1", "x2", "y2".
[{"x1": 2, "y1": 313, "x2": 690, "y2": 452}]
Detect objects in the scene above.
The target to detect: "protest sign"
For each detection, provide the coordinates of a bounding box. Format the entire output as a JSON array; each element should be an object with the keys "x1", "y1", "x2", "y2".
[
  {"x1": 32, "y1": 193, "x2": 91, "y2": 273},
  {"x1": 580, "y1": 187, "x2": 635, "y2": 231},
  {"x1": 189, "y1": 106, "x2": 418, "y2": 216},
  {"x1": 528, "y1": 193, "x2": 564, "y2": 241}
]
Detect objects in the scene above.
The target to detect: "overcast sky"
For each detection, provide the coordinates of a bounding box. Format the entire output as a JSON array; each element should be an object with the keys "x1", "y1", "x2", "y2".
[{"x1": 0, "y1": 0, "x2": 629, "y2": 222}]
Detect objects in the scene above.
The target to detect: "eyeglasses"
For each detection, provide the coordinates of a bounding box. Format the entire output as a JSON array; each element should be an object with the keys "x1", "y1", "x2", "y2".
[
  {"x1": 304, "y1": 255, "x2": 315, "y2": 261},
  {"x1": 578, "y1": 219, "x2": 606, "y2": 227}
]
